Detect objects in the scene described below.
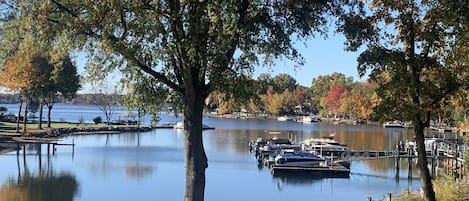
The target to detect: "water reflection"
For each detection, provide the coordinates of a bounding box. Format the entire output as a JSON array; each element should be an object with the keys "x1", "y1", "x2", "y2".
[
  {"x1": 210, "y1": 126, "x2": 415, "y2": 172},
  {"x1": 273, "y1": 174, "x2": 323, "y2": 190},
  {"x1": 0, "y1": 173, "x2": 78, "y2": 201},
  {"x1": 0, "y1": 110, "x2": 428, "y2": 201},
  {"x1": 125, "y1": 163, "x2": 153, "y2": 179},
  {"x1": 0, "y1": 148, "x2": 78, "y2": 201}
]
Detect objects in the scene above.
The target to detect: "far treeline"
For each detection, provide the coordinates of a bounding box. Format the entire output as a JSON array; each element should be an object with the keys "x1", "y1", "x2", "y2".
[
  {"x1": 0, "y1": 93, "x2": 122, "y2": 106},
  {"x1": 1, "y1": 70, "x2": 467, "y2": 128},
  {"x1": 205, "y1": 72, "x2": 374, "y2": 119},
  {"x1": 204, "y1": 71, "x2": 468, "y2": 128}
]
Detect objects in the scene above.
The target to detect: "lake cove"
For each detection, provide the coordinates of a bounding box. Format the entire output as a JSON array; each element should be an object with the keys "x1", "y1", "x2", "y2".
[{"x1": 0, "y1": 109, "x2": 423, "y2": 201}]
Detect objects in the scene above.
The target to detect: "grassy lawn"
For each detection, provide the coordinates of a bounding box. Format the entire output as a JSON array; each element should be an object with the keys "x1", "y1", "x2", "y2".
[{"x1": 0, "y1": 121, "x2": 114, "y2": 137}]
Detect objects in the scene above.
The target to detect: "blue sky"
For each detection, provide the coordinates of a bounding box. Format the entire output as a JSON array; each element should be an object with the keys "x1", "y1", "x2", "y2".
[
  {"x1": 77, "y1": 33, "x2": 364, "y2": 93},
  {"x1": 253, "y1": 33, "x2": 364, "y2": 87}
]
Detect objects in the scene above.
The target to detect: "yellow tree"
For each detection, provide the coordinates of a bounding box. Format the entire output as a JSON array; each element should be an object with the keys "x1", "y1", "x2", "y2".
[
  {"x1": 266, "y1": 93, "x2": 282, "y2": 116},
  {"x1": 337, "y1": 90, "x2": 352, "y2": 117},
  {"x1": 339, "y1": 81, "x2": 378, "y2": 120},
  {"x1": 279, "y1": 89, "x2": 296, "y2": 115}
]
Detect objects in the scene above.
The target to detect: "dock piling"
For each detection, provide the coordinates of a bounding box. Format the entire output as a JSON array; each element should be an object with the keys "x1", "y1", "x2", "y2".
[
  {"x1": 395, "y1": 156, "x2": 400, "y2": 179},
  {"x1": 408, "y1": 148, "x2": 413, "y2": 179}
]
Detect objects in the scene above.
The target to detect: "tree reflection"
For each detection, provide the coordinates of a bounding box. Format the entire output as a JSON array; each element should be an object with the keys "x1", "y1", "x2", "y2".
[
  {"x1": 0, "y1": 171, "x2": 78, "y2": 201},
  {"x1": 0, "y1": 147, "x2": 79, "y2": 201},
  {"x1": 0, "y1": 173, "x2": 79, "y2": 201},
  {"x1": 125, "y1": 164, "x2": 153, "y2": 180}
]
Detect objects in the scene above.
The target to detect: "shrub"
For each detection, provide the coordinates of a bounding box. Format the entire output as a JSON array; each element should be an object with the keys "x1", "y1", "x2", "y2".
[
  {"x1": 93, "y1": 116, "x2": 102, "y2": 124},
  {"x1": 0, "y1": 106, "x2": 7, "y2": 114}
]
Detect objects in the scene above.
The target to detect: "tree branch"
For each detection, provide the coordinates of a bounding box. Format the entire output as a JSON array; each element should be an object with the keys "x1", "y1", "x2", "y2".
[
  {"x1": 50, "y1": 0, "x2": 79, "y2": 18},
  {"x1": 203, "y1": 0, "x2": 250, "y2": 94},
  {"x1": 106, "y1": 34, "x2": 183, "y2": 93}
]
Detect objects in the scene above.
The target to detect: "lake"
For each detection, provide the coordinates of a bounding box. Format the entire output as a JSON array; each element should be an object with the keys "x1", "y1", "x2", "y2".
[{"x1": 0, "y1": 104, "x2": 422, "y2": 201}]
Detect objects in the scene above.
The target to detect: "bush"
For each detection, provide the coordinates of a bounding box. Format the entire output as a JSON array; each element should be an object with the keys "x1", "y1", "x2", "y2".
[
  {"x1": 434, "y1": 175, "x2": 468, "y2": 201},
  {"x1": 93, "y1": 116, "x2": 102, "y2": 124},
  {"x1": 0, "y1": 106, "x2": 7, "y2": 114}
]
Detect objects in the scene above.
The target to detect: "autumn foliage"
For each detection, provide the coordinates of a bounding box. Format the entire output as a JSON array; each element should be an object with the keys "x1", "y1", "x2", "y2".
[
  {"x1": 0, "y1": 51, "x2": 39, "y2": 91},
  {"x1": 324, "y1": 84, "x2": 347, "y2": 114}
]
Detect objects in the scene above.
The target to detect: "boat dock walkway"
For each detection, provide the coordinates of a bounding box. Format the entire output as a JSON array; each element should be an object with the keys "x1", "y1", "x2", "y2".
[{"x1": 333, "y1": 142, "x2": 466, "y2": 162}]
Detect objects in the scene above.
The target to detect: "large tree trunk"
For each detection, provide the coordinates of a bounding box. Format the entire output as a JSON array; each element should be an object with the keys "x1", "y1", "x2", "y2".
[
  {"x1": 406, "y1": 10, "x2": 436, "y2": 201},
  {"x1": 38, "y1": 102, "x2": 43, "y2": 129},
  {"x1": 16, "y1": 100, "x2": 22, "y2": 133},
  {"x1": 47, "y1": 104, "x2": 53, "y2": 128},
  {"x1": 183, "y1": 88, "x2": 208, "y2": 201},
  {"x1": 414, "y1": 119, "x2": 436, "y2": 201},
  {"x1": 22, "y1": 105, "x2": 28, "y2": 133}
]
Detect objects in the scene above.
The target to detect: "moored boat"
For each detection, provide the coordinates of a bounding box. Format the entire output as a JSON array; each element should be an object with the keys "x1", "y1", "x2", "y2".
[
  {"x1": 302, "y1": 135, "x2": 349, "y2": 157},
  {"x1": 382, "y1": 121, "x2": 404, "y2": 128},
  {"x1": 300, "y1": 116, "x2": 319, "y2": 123},
  {"x1": 274, "y1": 150, "x2": 325, "y2": 167},
  {"x1": 173, "y1": 121, "x2": 215, "y2": 130},
  {"x1": 277, "y1": 116, "x2": 291, "y2": 121}
]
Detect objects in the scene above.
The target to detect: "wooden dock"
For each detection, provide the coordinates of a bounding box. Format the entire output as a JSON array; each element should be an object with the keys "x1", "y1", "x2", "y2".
[
  {"x1": 251, "y1": 136, "x2": 469, "y2": 180},
  {"x1": 271, "y1": 163, "x2": 350, "y2": 178},
  {"x1": 0, "y1": 136, "x2": 75, "y2": 155}
]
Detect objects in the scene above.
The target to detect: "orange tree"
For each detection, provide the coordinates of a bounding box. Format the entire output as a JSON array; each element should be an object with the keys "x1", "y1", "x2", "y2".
[
  {"x1": 324, "y1": 83, "x2": 347, "y2": 116},
  {"x1": 0, "y1": 50, "x2": 47, "y2": 132}
]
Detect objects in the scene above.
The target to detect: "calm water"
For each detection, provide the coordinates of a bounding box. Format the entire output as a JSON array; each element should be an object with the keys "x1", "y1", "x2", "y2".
[{"x1": 0, "y1": 104, "x2": 423, "y2": 201}]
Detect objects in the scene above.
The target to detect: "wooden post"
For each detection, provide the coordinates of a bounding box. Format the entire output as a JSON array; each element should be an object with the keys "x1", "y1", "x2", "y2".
[
  {"x1": 395, "y1": 156, "x2": 400, "y2": 180},
  {"x1": 431, "y1": 157, "x2": 436, "y2": 178},
  {"x1": 52, "y1": 144, "x2": 56, "y2": 155},
  {"x1": 408, "y1": 148, "x2": 413, "y2": 179},
  {"x1": 47, "y1": 144, "x2": 50, "y2": 155},
  {"x1": 38, "y1": 144, "x2": 42, "y2": 173},
  {"x1": 367, "y1": 197, "x2": 372, "y2": 201},
  {"x1": 22, "y1": 145, "x2": 26, "y2": 162},
  {"x1": 386, "y1": 193, "x2": 392, "y2": 201},
  {"x1": 429, "y1": 141, "x2": 434, "y2": 177},
  {"x1": 16, "y1": 147, "x2": 21, "y2": 178},
  {"x1": 16, "y1": 143, "x2": 20, "y2": 156}
]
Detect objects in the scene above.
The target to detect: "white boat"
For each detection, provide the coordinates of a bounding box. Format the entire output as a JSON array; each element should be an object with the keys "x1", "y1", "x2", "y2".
[
  {"x1": 261, "y1": 143, "x2": 301, "y2": 152},
  {"x1": 406, "y1": 138, "x2": 443, "y2": 154},
  {"x1": 300, "y1": 116, "x2": 319, "y2": 123},
  {"x1": 260, "y1": 138, "x2": 301, "y2": 152},
  {"x1": 383, "y1": 121, "x2": 405, "y2": 128},
  {"x1": 173, "y1": 121, "x2": 214, "y2": 130},
  {"x1": 274, "y1": 150, "x2": 325, "y2": 167},
  {"x1": 277, "y1": 116, "x2": 291, "y2": 121},
  {"x1": 173, "y1": 121, "x2": 184, "y2": 129},
  {"x1": 303, "y1": 136, "x2": 349, "y2": 152}
]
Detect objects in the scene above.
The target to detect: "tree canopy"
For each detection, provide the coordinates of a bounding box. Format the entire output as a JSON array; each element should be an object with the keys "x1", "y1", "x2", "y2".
[{"x1": 340, "y1": 1, "x2": 469, "y2": 200}]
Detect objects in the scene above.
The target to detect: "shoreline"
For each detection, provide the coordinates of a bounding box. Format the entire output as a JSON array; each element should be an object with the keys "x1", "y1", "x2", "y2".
[{"x1": 0, "y1": 125, "x2": 154, "y2": 153}]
